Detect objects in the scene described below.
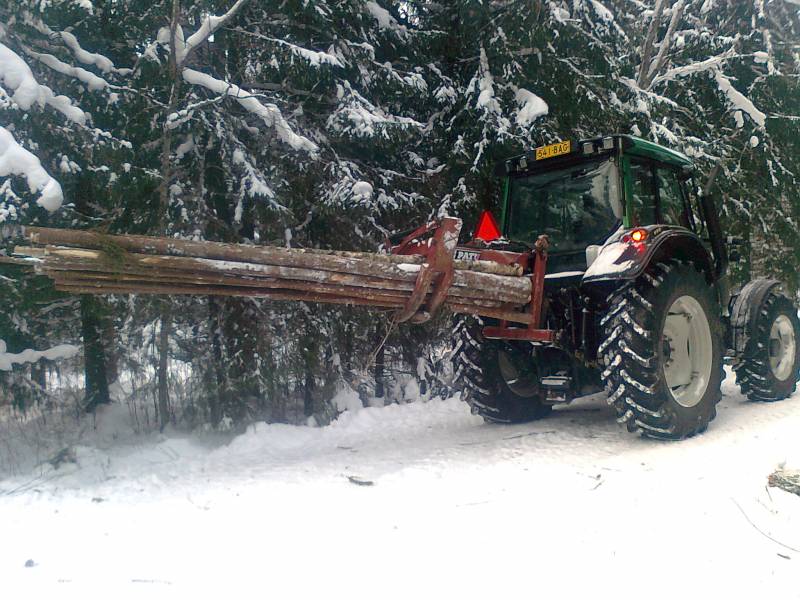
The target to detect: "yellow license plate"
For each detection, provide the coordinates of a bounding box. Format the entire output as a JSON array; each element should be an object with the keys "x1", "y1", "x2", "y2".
[{"x1": 535, "y1": 140, "x2": 571, "y2": 160}]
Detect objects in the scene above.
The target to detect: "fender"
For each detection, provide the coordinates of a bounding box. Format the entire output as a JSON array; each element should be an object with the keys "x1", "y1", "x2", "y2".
[
  {"x1": 728, "y1": 278, "x2": 782, "y2": 360},
  {"x1": 582, "y1": 225, "x2": 715, "y2": 285}
]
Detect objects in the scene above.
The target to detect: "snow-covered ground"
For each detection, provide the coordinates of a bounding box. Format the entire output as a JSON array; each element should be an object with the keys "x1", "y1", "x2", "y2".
[{"x1": 2, "y1": 368, "x2": 799, "y2": 599}]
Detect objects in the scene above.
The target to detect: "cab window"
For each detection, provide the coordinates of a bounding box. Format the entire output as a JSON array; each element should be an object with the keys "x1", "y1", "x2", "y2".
[
  {"x1": 656, "y1": 168, "x2": 690, "y2": 228},
  {"x1": 629, "y1": 160, "x2": 656, "y2": 225}
]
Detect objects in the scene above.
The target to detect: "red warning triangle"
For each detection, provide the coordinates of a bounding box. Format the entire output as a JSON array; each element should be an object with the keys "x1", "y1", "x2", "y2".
[{"x1": 474, "y1": 210, "x2": 502, "y2": 242}]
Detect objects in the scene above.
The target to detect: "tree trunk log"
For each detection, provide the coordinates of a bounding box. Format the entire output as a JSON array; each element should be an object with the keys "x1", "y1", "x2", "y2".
[
  {"x1": 80, "y1": 294, "x2": 110, "y2": 412},
  {"x1": 19, "y1": 244, "x2": 531, "y2": 305},
  {"x1": 24, "y1": 226, "x2": 523, "y2": 276},
  {"x1": 157, "y1": 304, "x2": 171, "y2": 432}
]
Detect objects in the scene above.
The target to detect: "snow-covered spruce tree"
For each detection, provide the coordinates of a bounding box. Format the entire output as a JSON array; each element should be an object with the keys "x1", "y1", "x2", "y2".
[
  {"x1": 604, "y1": 0, "x2": 800, "y2": 290},
  {"x1": 154, "y1": 0, "x2": 452, "y2": 423},
  {"x1": 1, "y1": 0, "x2": 451, "y2": 426},
  {"x1": 0, "y1": 1, "x2": 138, "y2": 409},
  {"x1": 417, "y1": 0, "x2": 628, "y2": 223}
]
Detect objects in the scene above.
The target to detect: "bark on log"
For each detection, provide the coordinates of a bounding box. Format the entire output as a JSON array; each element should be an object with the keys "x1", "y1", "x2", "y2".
[
  {"x1": 19, "y1": 227, "x2": 538, "y2": 322},
  {"x1": 51, "y1": 273, "x2": 518, "y2": 312},
  {"x1": 24, "y1": 227, "x2": 523, "y2": 277},
  {"x1": 34, "y1": 252, "x2": 521, "y2": 305},
  {"x1": 55, "y1": 281, "x2": 408, "y2": 307},
  {"x1": 20, "y1": 245, "x2": 531, "y2": 305},
  {"x1": 50, "y1": 273, "x2": 416, "y2": 307},
  {"x1": 0, "y1": 256, "x2": 36, "y2": 267},
  {"x1": 56, "y1": 281, "x2": 530, "y2": 322}
]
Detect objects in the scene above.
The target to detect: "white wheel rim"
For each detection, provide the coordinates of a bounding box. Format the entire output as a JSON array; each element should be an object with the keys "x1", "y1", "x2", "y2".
[
  {"x1": 769, "y1": 314, "x2": 796, "y2": 381},
  {"x1": 662, "y1": 295, "x2": 713, "y2": 408}
]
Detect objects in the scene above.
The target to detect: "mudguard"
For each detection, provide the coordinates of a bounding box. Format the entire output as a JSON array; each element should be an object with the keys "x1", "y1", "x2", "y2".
[
  {"x1": 728, "y1": 278, "x2": 782, "y2": 360},
  {"x1": 582, "y1": 225, "x2": 714, "y2": 284}
]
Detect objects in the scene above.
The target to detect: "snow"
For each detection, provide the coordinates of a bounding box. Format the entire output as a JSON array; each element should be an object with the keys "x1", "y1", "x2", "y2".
[
  {"x1": 59, "y1": 32, "x2": 114, "y2": 73},
  {"x1": 268, "y1": 37, "x2": 343, "y2": 67},
  {"x1": 181, "y1": 0, "x2": 250, "y2": 64},
  {"x1": 365, "y1": 1, "x2": 401, "y2": 31},
  {"x1": 715, "y1": 70, "x2": 767, "y2": 129},
  {"x1": 397, "y1": 263, "x2": 421, "y2": 273},
  {"x1": 68, "y1": 0, "x2": 94, "y2": 13},
  {"x1": 26, "y1": 50, "x2": 109, "y2": 91},
  {"x1": 332, "y1": 386, "x2": 363, "y2": 413},
  {"x1": 475, "y1": 47, "x2": 500, "y2": 115},
  {"x1": 514, "y1": 88, "x2": 548, "y2": 126},
  {"x1": 590, "y1": 0, "x2": 614, "y2": 22},
  {"x1": 0, "y1": 338, "x2": 79, "y2": 371},
  {"x1": 0, "y1": 43, "x2": 43, "y2": 110},
  {"x1": 0, "y1": 43, "x2": 86, "y2": 124},
  {"x1": 1, "y1": 372, "x2": 799, "y2": 597},
  {"x1": 174, "y1": 135, "x2": 194, "y2": 160},
  {"x1": 331, "y1": 82, "x2": 424, "y2": 137},
  {"x1": 650, "y1": 48, "x2": 735, "y2": 87},
  {"x1": 584, "y1": 239, "x2": 635, "y2": 278},
  {"x1": 351, "y1": 180, "x2": 373, "y2": 201},
  {"x1": 700, "y1": 0, "x2": 716, "y2": 14},
  {"x1": 0, "y1": 126, "x2": 64, "y2": 212},
  {"x1": 182, "y1": 68, "x2": 318, "y2": 153},
  {"x1": 231, "y1": 147, "x2": 275, "y2": 203},
  {"x1": 545, "y1": 270, "x2": 585, "y2": 279}
]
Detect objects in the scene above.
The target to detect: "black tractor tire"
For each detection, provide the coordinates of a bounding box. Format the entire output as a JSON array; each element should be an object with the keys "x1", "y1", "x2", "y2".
[
  {"x1": 600, "y1": 261, "x2": 725, "y2": 440},
  {"x1": 451, "y1": 318, "x2": 552, "y2": 424},
  {"x1": 734, "y1": 292, "x2": 800, "y2": 401}
]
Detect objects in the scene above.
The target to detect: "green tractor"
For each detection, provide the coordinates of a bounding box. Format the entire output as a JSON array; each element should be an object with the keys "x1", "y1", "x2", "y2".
[{"x1": 452, "y1": 134, "x2": 800, "y2": 439}]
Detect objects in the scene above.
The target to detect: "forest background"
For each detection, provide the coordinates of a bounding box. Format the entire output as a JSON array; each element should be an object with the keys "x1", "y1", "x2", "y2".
[{"x1": 1, "y1": 0, "x2": 798, "y2": 433}]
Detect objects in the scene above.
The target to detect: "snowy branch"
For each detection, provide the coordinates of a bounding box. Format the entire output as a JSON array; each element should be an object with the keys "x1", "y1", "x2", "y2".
[
  {"x1": 637, "y1": 0, "x2": 666, "y2": 87},
  {"x1": 230, "y1": 28, "x2": 343, "y2": 68},
  {"x1": 715, "y1": 71, "x2": 767, "y2": 128},
  {"x1": 0, "y1": 126, "x2": 64, "y2": 213},
  {"x1": 645, "y1": 0, "x2": 685, "y2": 86},
  {"x1": 180, "y1": 0, "x2": 251, "y2": 66},
  {"x1": 649, "y1": 48, "x2": 738, "y2": 87},
  {"x1": 0, "y1": 42, "x2": 87, "y2": 124},
  {"x1": 0, "y1": 338, "x2": 79, "y2": 371},
  {"x1": 181, "y1": 68, "x2": 318, "y2": 153},
  {"x1": 514, "y1": 88, "x2": 548, "y2": 127},
  {"x1": 25, "y1": 48, "x2": 109, "y2": 92},
  {"x1": 328, "y1": 82, "x2": 425, "y2": 138},
  {"x1": 58, "y1": 31, "x2": 124, "y2": 74}
]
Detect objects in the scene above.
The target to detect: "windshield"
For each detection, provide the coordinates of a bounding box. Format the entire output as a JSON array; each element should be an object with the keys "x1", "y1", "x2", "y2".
[{"x1": 506, "y1": 159, "x2": 623, "y2": 254}]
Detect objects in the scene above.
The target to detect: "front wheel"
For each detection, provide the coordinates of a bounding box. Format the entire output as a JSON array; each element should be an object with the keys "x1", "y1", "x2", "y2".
[
  {"x1": 600, "y1": 262, "x2": 724, "y2": 439},
  {"x1": 734, "y1": 291, "x2": 800, "y2": 401}
]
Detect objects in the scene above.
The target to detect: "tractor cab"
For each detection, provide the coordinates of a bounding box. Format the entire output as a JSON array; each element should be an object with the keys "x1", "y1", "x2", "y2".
[{"x1": 492, "y1": 135, "x2": 709, "y2": 279}]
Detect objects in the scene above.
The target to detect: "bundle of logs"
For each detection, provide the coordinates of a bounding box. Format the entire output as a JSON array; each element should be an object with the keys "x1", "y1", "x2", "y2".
[{"x1": 9, "y1": 224, "x2": 533, "y2": 324}]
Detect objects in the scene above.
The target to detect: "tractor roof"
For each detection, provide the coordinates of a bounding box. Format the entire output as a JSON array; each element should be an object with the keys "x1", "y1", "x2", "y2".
[
  {"x1": 497, "y1": 134, "x2": 693, "y2": 176},
  {"x1": 621, "y1": 135, "x2": 693, "y2": 167}
]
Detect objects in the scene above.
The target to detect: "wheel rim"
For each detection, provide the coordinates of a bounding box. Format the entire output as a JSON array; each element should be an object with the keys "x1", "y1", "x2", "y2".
[
  {"x1": 662, "y1": 295, "x2": 713, "y2": 408},
  {"x1": 497, "y1": 349, "x2": 539, "y2": 398},
  {"x1": 769, "y1": 314, "x2": 796, "y2": 381}
]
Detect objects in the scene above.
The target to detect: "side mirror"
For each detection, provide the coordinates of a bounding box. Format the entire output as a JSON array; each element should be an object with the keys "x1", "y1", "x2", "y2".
[{"x1": 698, "y1": 192, "x2": 728, "y2": 274}]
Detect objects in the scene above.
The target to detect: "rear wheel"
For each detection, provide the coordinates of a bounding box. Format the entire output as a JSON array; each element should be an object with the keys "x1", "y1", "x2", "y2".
[
  {"x1": 452, "y1": 318, "x2": 552, "y2": 423},
  {"x1": 734, "y1": 292, "x2": 800, "y2": 401},
  {"x1": 600, "y1": 262, "x2": 724, "y2": 439}
]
